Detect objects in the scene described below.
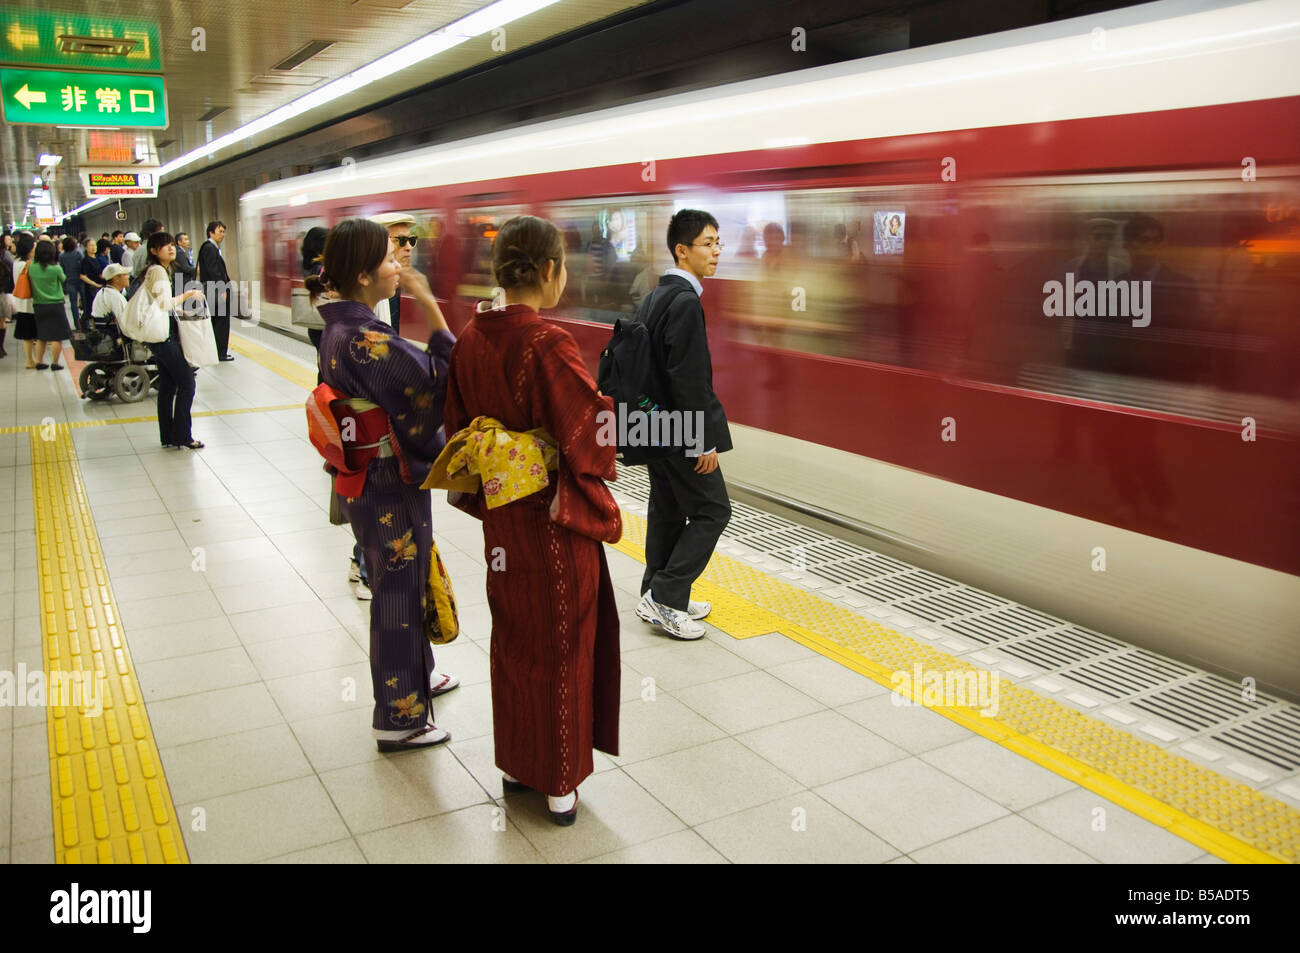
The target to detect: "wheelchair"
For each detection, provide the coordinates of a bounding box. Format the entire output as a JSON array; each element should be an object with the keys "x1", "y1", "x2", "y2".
[{"x1": 72, "y1": 320, "x2": 160, "y2": 403}]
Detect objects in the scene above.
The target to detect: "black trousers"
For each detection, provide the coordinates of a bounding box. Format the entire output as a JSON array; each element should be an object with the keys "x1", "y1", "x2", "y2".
[
  {"x1": 640, "y1": 453, "x2": 731, "y2": 611},
  {"x1": 212, "y1": 306, "x2": 231, "y2": 359},
  {"x1": 151, "y1": 322, "x2": 195, "y2": 446}
]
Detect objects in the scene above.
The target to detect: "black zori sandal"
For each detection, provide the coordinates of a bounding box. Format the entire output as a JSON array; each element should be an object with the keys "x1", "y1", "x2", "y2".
[{"x1": 181, "y1": 440, "x2": 205, "y2": 450}]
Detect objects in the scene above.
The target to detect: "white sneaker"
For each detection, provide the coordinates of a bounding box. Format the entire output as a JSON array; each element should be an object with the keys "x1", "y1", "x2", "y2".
[
  {"x1": 636, "y1": 591, "x2": 661, "y2": 627},
  {"x1": 355, "y1": 578, "x2": 373, "y2": 601},
  {"x1": 650, "y1": 597, "x2": 706, "y2": 641},
  {"x1": 687, "y1": 600, "x2": 711, "y2": 620},
  {"x1": 348, "y1": 558, "x2": 362, "y2": 583}
]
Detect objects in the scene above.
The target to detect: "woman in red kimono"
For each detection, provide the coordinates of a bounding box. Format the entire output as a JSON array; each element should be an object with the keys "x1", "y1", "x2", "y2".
[{"x1": 440, "y1": 215, "x2": 622, "y2": 824}]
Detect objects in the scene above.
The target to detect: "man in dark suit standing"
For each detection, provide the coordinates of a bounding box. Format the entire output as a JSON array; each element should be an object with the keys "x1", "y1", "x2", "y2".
[
  {"x1": 173, "y1": 232, "x2": 197, "y2": 282},
  {"x1": 198, "y1": 220, "x2": 235, "y2": 361},
  {"x1": 636, "y1": 209, "x2": 732, "y2": 641}
]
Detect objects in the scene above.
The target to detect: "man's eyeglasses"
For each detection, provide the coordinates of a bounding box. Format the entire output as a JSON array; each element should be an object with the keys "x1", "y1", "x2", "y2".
[
  {"x1": 394, "y1": 235, "x2": 419, "y2": 248},
  {"x1": 691, "y1": 240, "x2": 724, "y2": 250}
]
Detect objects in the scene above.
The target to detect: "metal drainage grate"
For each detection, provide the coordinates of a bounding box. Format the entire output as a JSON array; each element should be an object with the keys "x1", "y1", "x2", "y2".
[
  {"x1": 998, "y1": 626, "x2": 1126, "y2": 670},
  {"x1": 1130, "y1": 674, "x2": 1272, "y2": 733},
  {"x1": 1212, "y1": 708, "x2": 1300, "y2": 772},
  {"x1": 941, "y1": 606, "x2": 1064, "y2": 644},
  {"x1": 1063, "y1": 650, "x2": 1199, "y2": 700}
]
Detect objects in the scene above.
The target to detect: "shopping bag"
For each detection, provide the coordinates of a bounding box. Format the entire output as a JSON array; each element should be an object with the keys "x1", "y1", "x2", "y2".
[
  {"x1": 121, "y1": 287, "x2": 169, "y2": 343},
  {"x1": 177, "y1": 315, "x2": 219, "y2": 366}
]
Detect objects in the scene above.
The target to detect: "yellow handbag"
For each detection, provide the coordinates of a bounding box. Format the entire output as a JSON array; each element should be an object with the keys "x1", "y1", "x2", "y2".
[{"x1": 425, "y1": 539, "x2": 459, "y2": 644}]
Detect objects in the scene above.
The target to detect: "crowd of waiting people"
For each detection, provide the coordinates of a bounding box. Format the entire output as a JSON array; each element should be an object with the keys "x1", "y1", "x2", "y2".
[
  {"x1": 0, "y1": 219, "x2": 239, "y2": 450},
  {"x1": 302, "y1": 209, "x2": 732, "y2": 825}
]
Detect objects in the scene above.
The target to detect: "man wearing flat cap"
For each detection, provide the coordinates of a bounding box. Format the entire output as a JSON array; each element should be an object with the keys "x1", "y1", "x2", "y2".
[{"x1": 369, "y1": 212, "x2": 418, "y2": 336}]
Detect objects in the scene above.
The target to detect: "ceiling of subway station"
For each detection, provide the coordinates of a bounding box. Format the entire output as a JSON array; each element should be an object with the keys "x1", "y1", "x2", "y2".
[{"x1": 1, "y1": 0, "x2": 652, "y2": 227}]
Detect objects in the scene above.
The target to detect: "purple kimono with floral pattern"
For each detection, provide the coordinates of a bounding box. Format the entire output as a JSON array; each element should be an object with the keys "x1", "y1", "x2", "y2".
[{"x1": 317, "y1": 299, "x2": 455, "y2": 731}]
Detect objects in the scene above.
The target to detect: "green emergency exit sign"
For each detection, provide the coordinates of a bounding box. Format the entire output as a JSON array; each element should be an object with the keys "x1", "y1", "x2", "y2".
[
  {"x1": 0, "y1": 69, "x2": 167, "y2": 128},
  {"x1": 0, "y1": 11, "x2": 162, "y2": 71}
]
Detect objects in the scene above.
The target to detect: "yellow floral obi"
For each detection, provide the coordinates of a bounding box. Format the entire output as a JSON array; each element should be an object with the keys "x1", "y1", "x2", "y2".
[{"x1": 422, "y1": 416, "x2": 558, "y2": 508}]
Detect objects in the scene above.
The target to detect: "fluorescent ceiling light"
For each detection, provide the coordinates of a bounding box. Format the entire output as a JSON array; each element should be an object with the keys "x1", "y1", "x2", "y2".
[
  {"x1": 158, "y1": 0, "x2": 561, "y2": 180},
  {"x1": 38, "y1": 154, "x2": 63, "y2": 166}
]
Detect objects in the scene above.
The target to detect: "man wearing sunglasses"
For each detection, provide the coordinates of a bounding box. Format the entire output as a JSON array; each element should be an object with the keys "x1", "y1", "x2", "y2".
[{"x1": 369, "y1": 212, "x2": 420, "y2": 336}]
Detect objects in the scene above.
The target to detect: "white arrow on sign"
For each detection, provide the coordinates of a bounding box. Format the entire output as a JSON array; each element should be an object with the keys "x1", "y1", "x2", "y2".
[{"x1": 14, "y1": 84, "x2": 47, "y2": 109}]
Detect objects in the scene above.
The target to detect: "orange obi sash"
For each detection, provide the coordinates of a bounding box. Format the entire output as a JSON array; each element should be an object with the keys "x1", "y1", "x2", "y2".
[{"x1": 306, "y1": 384, "x2": 397, "y2": 497}]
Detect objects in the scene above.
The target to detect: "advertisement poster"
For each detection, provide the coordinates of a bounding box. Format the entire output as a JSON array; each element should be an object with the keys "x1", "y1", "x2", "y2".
[{"x1": 873, "y1": 210, "x2": 906, "y2": 255}]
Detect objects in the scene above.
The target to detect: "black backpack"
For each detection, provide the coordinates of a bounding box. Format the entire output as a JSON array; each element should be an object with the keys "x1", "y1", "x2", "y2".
[
  {"x1": 596, "y1": 284, "x2": 692, "y2": 465},
  {"x1": 0, "y1": 256, "x2": 12, "y2": 295}
]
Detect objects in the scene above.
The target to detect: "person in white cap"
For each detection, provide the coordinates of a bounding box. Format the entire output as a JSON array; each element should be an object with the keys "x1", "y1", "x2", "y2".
[
  {"x1": 120, "y1": 232, "x2": 142, "y2": 272},
  {"x1": 90, "y1": 263, "x2": 132, "y2": 327},
  {"x1": 368, "y1": 212, "x2": 418, "y2": 337}
]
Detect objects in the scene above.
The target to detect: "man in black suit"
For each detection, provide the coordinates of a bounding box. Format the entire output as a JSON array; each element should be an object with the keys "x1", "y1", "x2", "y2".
[
  {"x1": 173, "y1": 232, "x2": 197, "y2": 282},
  {"x1": 636, "y1": 209, "x2": 732, "y2": 641},
  {"x1": 198, "y1": 220, "x2": 235, "y2": 361}
]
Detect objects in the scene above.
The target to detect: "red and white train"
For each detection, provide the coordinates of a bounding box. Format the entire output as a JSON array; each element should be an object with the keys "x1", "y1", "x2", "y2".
[{"x1": 242, "y1": 0, "x2": 1300, "y2": 695}]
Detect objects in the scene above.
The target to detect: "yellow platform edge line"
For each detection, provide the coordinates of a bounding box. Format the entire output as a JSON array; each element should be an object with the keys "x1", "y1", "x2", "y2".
[
  {"x1": 31, "y1": 428, "x2": 189, "y2": 864},
  {"x1": 228, "y1": 332, "x2": 318, "y2": 390},
  {"x1": 612, "y1": 510, "x2": 1297, "y2": 865}
]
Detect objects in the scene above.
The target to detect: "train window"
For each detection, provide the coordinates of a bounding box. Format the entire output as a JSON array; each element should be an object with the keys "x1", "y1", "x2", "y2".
[
  {"x1": 454, "y1": 205, "x2": 526, "y2": 303},
  {"x1": 288, "y1": 216, "x2": 327, "y2": 276},
  {"x1": 709, "y1": 176, "x2": 1300, "y2": 419},
  {"x1": 544, "y1": 197, "x2": 674, "y2": 324}
]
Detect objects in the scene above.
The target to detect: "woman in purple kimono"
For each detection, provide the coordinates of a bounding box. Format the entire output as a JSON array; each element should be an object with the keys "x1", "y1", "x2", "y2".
[{"x1": 309, "y1": 217, "x2": 457, "y2": 751}]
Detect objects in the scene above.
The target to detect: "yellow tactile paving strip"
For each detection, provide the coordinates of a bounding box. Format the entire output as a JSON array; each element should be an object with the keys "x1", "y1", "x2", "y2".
[
  {"x1": 29, "y1": 426, "x2": 188, "y2": 863},
  {"x1": 612, "y1": 511, "x2": 1300, "y2": 864},
  {"x1": 228, "y1": 334, "x2": 317, "y2": 389}
]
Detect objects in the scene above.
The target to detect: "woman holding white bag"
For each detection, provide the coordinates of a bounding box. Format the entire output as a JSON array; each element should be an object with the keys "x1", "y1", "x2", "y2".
[{"x1": 133, "y1": 232, "x2": 207, "y2": 450}]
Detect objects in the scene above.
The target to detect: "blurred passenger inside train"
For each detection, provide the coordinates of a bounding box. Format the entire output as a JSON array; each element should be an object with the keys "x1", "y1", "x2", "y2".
[
  {"x1": 584, "y1": 220, "x2": 615, "y2": 307},
  {"x1": 308, "y1": 217, "x2": 460, "y2": 752},
  {"x1": 1070, "y1": 217, "x2": 1125, "y2": 283},
  {"x1": 433, "y1": 214, "x2": 622, "y2": 825},
  {"x1": 735, "y1": 226, "x2": 758, "y2": 259},
  {"x1": 628, "y1": 244, "x2": 656, "y2": 307}
]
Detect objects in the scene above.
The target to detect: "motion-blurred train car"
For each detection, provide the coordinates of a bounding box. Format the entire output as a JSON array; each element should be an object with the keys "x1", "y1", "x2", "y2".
[{"x1": 242, "y1": 0, "x2": 1300, "y2": 695}]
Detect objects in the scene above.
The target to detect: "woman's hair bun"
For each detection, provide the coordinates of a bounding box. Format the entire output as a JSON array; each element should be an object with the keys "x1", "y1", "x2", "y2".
[{"x1": 491, "y1": 216, "x2": 563, "y2": 291}]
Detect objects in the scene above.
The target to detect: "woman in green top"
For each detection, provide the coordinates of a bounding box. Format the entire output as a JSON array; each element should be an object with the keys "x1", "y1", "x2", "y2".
[{"x1": 28, "y1": 239, "x2": 73, "y2": 370}]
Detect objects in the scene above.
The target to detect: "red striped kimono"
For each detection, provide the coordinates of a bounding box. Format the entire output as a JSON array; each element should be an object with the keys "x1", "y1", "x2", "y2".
[{"x1": 442, "y1": 304, "x2": 621, "y2": 796}]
